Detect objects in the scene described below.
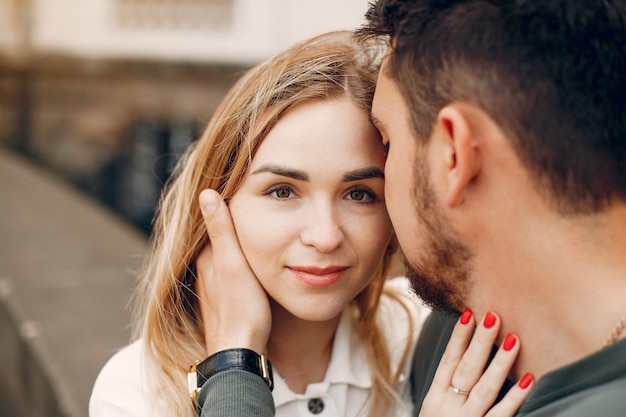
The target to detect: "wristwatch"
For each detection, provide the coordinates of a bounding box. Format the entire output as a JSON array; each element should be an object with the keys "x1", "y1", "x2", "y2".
[{"x1": 188, "y1": 348, "x2": 274, "y2": 403}]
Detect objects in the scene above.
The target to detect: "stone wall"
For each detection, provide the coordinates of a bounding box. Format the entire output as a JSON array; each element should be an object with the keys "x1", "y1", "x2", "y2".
[{"x1": 0, "y1": 53, "x2": 249, "y2": 232}]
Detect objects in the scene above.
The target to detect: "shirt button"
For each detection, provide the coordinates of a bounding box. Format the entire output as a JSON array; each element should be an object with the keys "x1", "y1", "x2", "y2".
[{"x1": 307, "y1": 398, "x2": 324, "y2": 414}]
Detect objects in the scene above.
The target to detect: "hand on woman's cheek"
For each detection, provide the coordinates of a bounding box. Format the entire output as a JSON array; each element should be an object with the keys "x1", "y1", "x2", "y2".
[{"x1": 195, "y1": 189, "x2": 272, "y2": 356}]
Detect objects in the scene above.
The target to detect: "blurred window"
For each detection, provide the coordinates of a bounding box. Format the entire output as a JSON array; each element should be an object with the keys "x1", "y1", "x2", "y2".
[{"x1": 115, "y1": 0, "x2": 233, "y2": 31}]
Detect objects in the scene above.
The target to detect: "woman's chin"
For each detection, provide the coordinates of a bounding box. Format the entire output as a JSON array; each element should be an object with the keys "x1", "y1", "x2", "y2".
[{"x1": 270, "y1": 297, "x2": 345, "y2": 324}]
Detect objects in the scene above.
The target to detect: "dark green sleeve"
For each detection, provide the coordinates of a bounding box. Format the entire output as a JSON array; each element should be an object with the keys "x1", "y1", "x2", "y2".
[
  {"x1": 198, "y1": 369, "x2": 275, "y2": 417},
  {"x1": 410, "y1": 311, "x2": 458, "y2": 414}
]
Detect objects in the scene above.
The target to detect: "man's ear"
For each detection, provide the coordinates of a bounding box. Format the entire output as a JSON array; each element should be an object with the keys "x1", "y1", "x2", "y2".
[{"x1": 436, "y1": 104, "x2": 481, "y2": 208}]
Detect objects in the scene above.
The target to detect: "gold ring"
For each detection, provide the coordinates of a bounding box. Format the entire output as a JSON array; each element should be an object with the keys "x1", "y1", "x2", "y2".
[{"x1": 450, "y1": 384, "x2": 471, "y2": 396}]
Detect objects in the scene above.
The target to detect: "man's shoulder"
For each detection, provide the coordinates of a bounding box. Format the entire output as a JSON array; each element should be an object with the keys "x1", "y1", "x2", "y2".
[
  {"x1": 522, "y1": 373, "x2": 626, "y2": 417},
  {"x1": 520, "y1": 339, "x2": 626, "y2": 417},
  {"x1": 568, "y1": 378, "x2": 626, "y2": 413}
]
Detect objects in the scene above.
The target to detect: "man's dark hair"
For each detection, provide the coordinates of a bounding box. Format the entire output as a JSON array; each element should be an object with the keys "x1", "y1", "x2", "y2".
[{"x1": 358, "y1": 0, "x2": 626, "y2": 214}]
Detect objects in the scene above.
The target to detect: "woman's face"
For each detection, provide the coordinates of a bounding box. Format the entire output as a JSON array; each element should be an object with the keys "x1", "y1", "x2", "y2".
[{"x1": 228, "y1": 98, "x2": 393, "y2": 322}]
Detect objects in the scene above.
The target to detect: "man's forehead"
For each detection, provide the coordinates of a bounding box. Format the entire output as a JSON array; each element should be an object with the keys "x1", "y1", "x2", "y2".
[
  {"x1": 379, "y1": 50, "x2": 392, "y2": 75},
  {"x1": 371, "y1": 65, "x2": 396, "y2": 124}
]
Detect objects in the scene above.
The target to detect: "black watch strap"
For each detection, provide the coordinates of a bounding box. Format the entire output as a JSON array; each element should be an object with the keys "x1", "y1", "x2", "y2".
[{"x1": 188, "y1": 348, "x2": 273, "y2": 404}]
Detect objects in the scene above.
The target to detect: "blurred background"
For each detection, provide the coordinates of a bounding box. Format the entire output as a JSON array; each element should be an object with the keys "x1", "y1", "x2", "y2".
[
  {"x1": 0, "y1": 1, "x2": 371, "y2": 416},
  {"x1": 1, "y1": 0, "x2": 371, "y2": 232}
]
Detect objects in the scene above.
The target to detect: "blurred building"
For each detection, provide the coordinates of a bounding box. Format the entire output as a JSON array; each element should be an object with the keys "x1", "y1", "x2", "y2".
[{"x1": 0, "y1": 0, "x2": 371, "y2": 232}]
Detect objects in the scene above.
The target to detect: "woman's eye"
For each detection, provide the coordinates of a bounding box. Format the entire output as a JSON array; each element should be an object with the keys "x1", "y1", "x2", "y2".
[
  {"x1": 266, "y1": 185, "x2": 295, "y2": 199},
  {"x1": 347, "y1": 188, "x2": 376, "y2": 202},
  {"x1": 275, "y1": 188, "x2": 292, "y2": 199}
]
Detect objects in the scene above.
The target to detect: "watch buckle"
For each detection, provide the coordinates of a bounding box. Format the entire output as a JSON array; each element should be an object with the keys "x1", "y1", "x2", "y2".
[
  {"x1": 188, "y1": 360, "x2": 201, "y2": 403},
  {"x1": 259, "y1": 354, "x2": 273, "y2": 391}
]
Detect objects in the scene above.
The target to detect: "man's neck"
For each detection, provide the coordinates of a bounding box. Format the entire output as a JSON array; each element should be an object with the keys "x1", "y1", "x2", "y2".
[{"x1": 470, "y1": 203, "x2": 626, "y2": 380}]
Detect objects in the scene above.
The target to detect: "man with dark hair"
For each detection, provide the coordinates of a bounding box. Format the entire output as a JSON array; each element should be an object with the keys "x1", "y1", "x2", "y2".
[
  {"x1": 193, "y1": 1, "x2": 626, "y2": 415},
  {"x1": 357, "y1": 1, "x2": 626, "y2": 415}
]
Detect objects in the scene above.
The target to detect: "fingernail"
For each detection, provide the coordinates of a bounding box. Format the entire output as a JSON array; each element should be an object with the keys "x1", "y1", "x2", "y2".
[
  {"x1": 503, "y1": 333, "x2": 517, "y2": 351},
  {"x1": 519, "y1": 373, "x2": 534, "y2": 389},
  {"x1": 460, "y1": 308, "x2": 472, "y2": 325},
  {"x1": 199, "y1": 190, "x2": 217, "y2": 216},
  {"x1": 483, "y1": 311, "x2": 497, "y2": 329}
]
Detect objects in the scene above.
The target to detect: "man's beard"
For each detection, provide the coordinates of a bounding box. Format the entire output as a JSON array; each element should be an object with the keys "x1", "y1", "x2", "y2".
[{"x1": 405, "y1": 154, "x2": 474, "y2": 315}]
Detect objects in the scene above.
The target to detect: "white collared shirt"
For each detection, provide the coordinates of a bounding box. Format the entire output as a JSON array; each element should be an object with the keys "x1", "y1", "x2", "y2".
[
  {"x1": 272, "y1": 277, "x2": 430, "y2": 417},
  {"x1": 89, "y1": 277, "x2": 430, "y2": 417}
]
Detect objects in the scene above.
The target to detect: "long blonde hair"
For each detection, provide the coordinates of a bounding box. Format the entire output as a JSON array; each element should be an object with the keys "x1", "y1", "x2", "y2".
[{"x1": 135, "y1": 30, "x2": 414, "y2": 417}]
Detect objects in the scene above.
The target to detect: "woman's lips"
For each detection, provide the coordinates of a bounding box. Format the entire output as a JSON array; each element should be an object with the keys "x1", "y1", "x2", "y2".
[{"x1": 288, "y1": 265, "x2": 348, "y2": 287}]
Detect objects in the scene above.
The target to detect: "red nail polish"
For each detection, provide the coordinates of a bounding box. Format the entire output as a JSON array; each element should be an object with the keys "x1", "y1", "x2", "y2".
[
  {"x1": 460, "y1": 308, "x2": 472, "y2": 325},
  {"x1": 519, "y1": 373, "x2": 534, "y2": 389},
  {"x1": 503, "y1": 333, "x2": 517, "y2": 351},
  {"x1": 483, "y1": 312, "x2": 497, "y2": 328}
]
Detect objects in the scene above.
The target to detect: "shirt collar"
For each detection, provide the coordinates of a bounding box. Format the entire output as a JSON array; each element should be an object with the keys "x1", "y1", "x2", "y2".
[{"x1": 272, "y1": 306, "x2": 371, "y2": 407}]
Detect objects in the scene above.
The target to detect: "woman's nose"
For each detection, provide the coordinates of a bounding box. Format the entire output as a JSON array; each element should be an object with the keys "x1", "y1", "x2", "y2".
[{"x1": 299, "y1": 203, "x2": 345, "y2": 253}]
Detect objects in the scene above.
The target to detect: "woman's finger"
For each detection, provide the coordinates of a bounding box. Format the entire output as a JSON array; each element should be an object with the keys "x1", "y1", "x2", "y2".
[
  {"x1": 450, "y1": 312, "x2": 501, "y2": 398},
  {"x1": 429, "y1": 309, "x2": 475, "y2": 393},
  {"x1": 419, "y1": 309, "x2": 476, "y2": 416},
  {"x1": 199, "y1": 189, "x2": 248, "y2": 268},
  {"x1": 484, "y1": 373, "x2": 534, "y2": 417},
  {"x1": 196, "y1": 189, "x2": 271, "y2": 356},
  {"x1": 419, "y1": 310, "x2": 533, "y2": 417},
  {"x1": 464, "y1": 332, "x2": 521, "y2": 415}
]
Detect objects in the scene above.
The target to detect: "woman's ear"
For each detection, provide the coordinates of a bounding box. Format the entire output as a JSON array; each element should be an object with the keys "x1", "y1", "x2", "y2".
[{"x1": 436, "y1": 104, "x2": 482, "y2": 208}]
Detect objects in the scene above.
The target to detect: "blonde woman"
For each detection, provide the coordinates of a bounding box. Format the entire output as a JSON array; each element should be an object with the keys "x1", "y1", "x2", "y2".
[{"x1": 90, "y1": 31, "x2": 530, "y2": 417}]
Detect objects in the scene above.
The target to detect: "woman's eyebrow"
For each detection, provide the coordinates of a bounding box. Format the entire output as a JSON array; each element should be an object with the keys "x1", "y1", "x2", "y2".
[
  {"x1": 250, "y1": 164, "x2": 384, "y2": 182},
  {"x1": 250, "y1": 164, "x2": 309, "y2": 181},
  {"x1": 343, "y1": 167, "x2": 384, "y2": 182}
]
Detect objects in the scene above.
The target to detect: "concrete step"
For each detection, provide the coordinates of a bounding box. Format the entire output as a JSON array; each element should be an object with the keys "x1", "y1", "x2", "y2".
[{"x1": 0, "y1": 147, "x2": 147, "y2": 417}]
